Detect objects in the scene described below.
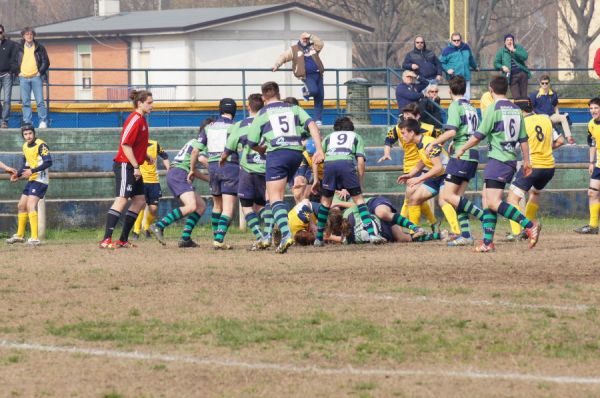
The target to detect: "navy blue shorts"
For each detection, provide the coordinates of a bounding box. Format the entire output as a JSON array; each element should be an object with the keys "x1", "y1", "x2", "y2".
[
  {"x1": 167, "y1": 167, "x2": 194, "y2": 198},
  {"x1": 380, "y1": 220, "x2": 394, "y2": 242},
  {"x1": 143, "y1": 183, "x2": 162, "y2": 205},
  {"x1": 295, "y1": 161, "x2": 314, "y2": 183},
  {"x1": 483, "y1": 158, "x2": 517, "y2": 187},
  {"x1": 321, "y1": 160, "x2": 361, "y2": 196},
  {"x1": 512, "y1": 167, "x2": 555, "y2": 192},
  {"x1": 22, "y1": 181, "x2": 48, "y2": 199},
  {"x1": 423, "y1": 174, "x2": 445, "y2": 196},
  {"x1": 367, "y1": 196, "x2": 396, "y2": 215},
  {"x1": 592, "y1": 167, "x2": 600, "y2": 181},
  {"x1": 238, "y1": 168, "x2": 266, "y2": 204},
  {"x1": 113, "y1": 161, "x2": 144, "y2": 198},
  {"x1": 445, "y1": 158, "x2": 478, "y2": 182},
  {"x1": 208, "y1": 162, "x2": 239, "y2": 196},
  {"x1": 266, "y1": 149, "x2": 303, "y2": 182}
]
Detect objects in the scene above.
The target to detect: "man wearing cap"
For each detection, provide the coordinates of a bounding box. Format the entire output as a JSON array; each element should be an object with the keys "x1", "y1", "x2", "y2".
[
  {"x1": 0, "y1": 24, "x2": 17, "y2": 129},
  {"x1": 494, "y1": 34, "x2": 530, "y2": 99},
  {"x1": 273, "y1": 32, "x2": 325, "y2": 126},
  {"x1": 395, "y1": 70, "x2": 424, "y2": 113},
  {"x1": 198, "y1": 98, "x2": 239, "y2": 249}
]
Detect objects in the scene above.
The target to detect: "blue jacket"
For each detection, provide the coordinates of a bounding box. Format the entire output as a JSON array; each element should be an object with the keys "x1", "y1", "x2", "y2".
[
  {"x1": 402, "y1": 45, "x2": 442, "y2": 81},
  {"x1": 395, "y1": 83, "x2": 423, "y2": 111},
  {"x1": 440, "y1": 42, "x2": 478, "y2": 81},
  {"x1": 529, "y1": 90, "x2": 557, "y2": 117}
]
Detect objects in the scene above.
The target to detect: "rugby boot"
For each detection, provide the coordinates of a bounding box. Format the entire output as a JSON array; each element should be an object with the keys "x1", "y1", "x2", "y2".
[
  {"x1": 447, "y1": 236, "x2": 475, "y2": 247},
  {"x1": 574, "y1": 225, "x2": 599, "y2": 234},
  {"x1": 98, "y1": 237, "x2": 115, "y2": 249},
  {"x1": 148, "y1": 224, "x2": 166, "y2": 245},
  {"x1": 275, "y1": 234, "x2": 294, "y2": 254},
  {"x1": 131, "y1": 232, "x2": 140, "y2": 241},
  {"x1": 524, "y1": 221, "x2": 541, "y2": 249},
  {"x1": 369, "y1": 235, "x2": 387, "y2": 245},
  {"x1": 178, "y1": 238, "x2": 199, "y2": 248},
  {"x1": 6, "y1": 234, "x2": 25, "y2": 244},
  {"x1": 256, "y1": 235, "x2": 272, "y2": 250},
  {"x1": 313, "y1": 239, "x2": 324, "y2": 247},
  {"x1": 474, "y1": 242, "x2": 496, "y2": 253},
  {"x1": 213, "y1": 241, "x2": 232, "y2": 250},
  {"x1": 26, "y1": 238, "x2": 41, "y2": 246},
  {"x1": 114, "y1": 240, "x2": 137, "y2": 248}
]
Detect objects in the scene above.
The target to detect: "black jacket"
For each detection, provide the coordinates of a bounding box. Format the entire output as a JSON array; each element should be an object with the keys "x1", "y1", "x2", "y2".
[
  {"x1": 402, "y1": 45, "x2": 442, "y2": 81},
  {"x1": 0, "y1": 38, "x2": 18, "y2": 74},
  {"x1": 15, "y1": 39, "x2": 50, "y2": 78}
]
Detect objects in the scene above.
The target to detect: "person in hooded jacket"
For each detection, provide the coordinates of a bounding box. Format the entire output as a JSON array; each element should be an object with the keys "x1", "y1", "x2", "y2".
[
  {"x1": 402, "y1": 36, "x2": 442, "y2": 92},
  {"x1": 440, "y1": 32, "x2": 478, "y2": 100}
]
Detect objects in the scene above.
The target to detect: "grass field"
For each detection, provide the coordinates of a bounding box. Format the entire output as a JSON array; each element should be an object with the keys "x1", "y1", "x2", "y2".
[{"x1": 1, "y1": 218, "x2": 600, "y2": 397}]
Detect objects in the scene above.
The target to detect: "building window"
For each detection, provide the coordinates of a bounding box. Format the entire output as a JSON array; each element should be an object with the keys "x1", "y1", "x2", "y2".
[{"x1": 76, "y1": 44, "x2": 92, "y2": 100}]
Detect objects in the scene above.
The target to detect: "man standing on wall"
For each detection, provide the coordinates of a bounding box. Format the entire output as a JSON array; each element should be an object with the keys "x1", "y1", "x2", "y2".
[
  {"x1": 0, "y1": 24, "x2": 17, "y2": 129},
  {"x1": 273, "y1": 32, "x2": 325, "y2": 126}
]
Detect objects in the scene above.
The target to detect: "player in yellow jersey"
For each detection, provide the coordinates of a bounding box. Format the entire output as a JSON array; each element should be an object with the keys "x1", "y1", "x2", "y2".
[
  {"x1": 575, "y1": 97, "x2": 600, "y2": 234},
  {"x1": 132, "y1": 139, "x2": 170, "y2": 240},
  {"x1": 6, "y1": 124, "x2": 52, "y2": 246},
  {"x1": 292, "y1": 138, "x2": 324, "y2": 203},
  {"x1": 505, "y1": 99, "x2": 564, "y2": 240},
  {"x1": 396, "y1": 118, "x2": 460, "y2": 235},
  {"x1": 378, "y1": 103, "x2": 440, "y2": 231}
]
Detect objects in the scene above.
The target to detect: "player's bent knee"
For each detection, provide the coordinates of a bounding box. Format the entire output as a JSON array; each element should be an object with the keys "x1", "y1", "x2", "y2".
[{"x1": 509, "y1": 184, "x2": 526, "y2": 200}]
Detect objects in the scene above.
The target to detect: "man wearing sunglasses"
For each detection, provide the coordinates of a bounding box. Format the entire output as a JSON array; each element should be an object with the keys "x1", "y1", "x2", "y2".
[
  {"x1": 440, "y1": 32, "x2": 479, "y2": 100},
  {"x1": 402, "y1": 36, "x2": 442, "y2": 92},
  {"x1": 529, "y1": 75, "x2": 575, "y2": 144},
  {"x1": 0, "y1": 24, "x2": 17, "y2": 129}
]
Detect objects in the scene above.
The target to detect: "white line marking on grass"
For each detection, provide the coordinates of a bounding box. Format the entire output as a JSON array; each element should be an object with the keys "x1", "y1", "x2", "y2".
[
  {"x1": 323, "y1": 293, "x2": 591, "y2": 312},
  {"x1": 1, "y1": 340, "x2": 600, "y2": 385}
]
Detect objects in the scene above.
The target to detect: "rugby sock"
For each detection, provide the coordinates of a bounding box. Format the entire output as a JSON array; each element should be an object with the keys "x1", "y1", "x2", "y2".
[
  {"x1": 441, "y1": 203, "x2": 460, "y2": 235},
  {"x1": 260, "y1": 205, "x2": 274, "y2": 237},
  {"x1": 316, "y1": 205, "x2": 330, "y2": 241},
  {"x1": 357, "y1": 203, "x2": 376, "y2": 236},
  {"x1": 497, "y1": 201, "x2": 533, "y2": 229},
  {"x1": 119, "y1": 210, "x2": 139, "y2": 242},
  {"x1": 271, "y1": 201, "x2": 291, "y2": 237},
  {"x1": 156, "y1": 207, "x2": 183, "y2": 229},
  {"x1": 412, "y1": 232, "x2": 441, "y2": 242},
  {"x1": 457, "y1": 197, "x2": 484, "y2": 221},
  {"x1": 590, "y1": 203, "x2": 600, "y2": 228},
  {"x1": 215, "y1": 214, "x2": 231, "y2": 243},
  {"x1": 391, "y1": 212, "x2": 418, "y2": 231},
  {"x1": 16, "y1": 212, "x2": 28, "y2": 238},
  {"x1": 144, "y1": 211, "x2": 156, "y2": 231},
  {"x1": 211, "y1": 211, "x2": 222, "y2": 237},
  {"x1": 407, "y1": 205, "x2": 421, "y2": 226},
  {"x1": 400, "y1": 200, "x2": 408, "y2": 217},
  {"x1": 133, "y1": 209, "x2": 145, "y2": 234},
  {"x1": 457, "y1": 212, "x2": 471, "y2": 239},
  {"x1": 103, "y1": 208, "x2": 121, "y2": 240},
  {"x1": 482, "y1": 209, "x2": 498, "y2": 246},
  {"x1": 181, "y1": 211, "x2": 201, "y2": 241},
  {"x1": 421, "y1": 201, "x2": 437, "y2": 224},
  {"x1": 28, "y1": 211, "x2": 38, "y2": 240},
  {"x1": 525, "y1": 202, "x2": 539, "y2": 222},
  {"x1": 245, "y1": 212, "x2": 263, "y2": 240}
]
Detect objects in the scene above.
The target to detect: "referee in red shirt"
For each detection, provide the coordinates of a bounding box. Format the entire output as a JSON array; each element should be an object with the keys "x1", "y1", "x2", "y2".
[{"x1": 100, "y1": 90, "x2": 153, "y2": 248}]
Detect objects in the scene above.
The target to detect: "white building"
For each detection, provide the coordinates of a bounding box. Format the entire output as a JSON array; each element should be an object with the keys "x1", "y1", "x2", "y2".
[{"x1": 33, "y1": 1, "x2": 373, "y2": 102}]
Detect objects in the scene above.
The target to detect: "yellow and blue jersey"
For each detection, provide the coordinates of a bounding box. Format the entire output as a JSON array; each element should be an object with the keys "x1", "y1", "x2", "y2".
[
  {"x1": 301, "y1": 150, "x2": 324, "y2": 180},
  {"x1": 416, "y1": 135, "x2": 448, "y2": 177},
  {"x1": 21, "y1": 138, "x2": 51, "y2": 184},
  {"x1": 386, "y1": 121, "x2": 437, "y2": 173},
  {"x1": 288, "y1": 200, "x2": 317, "y2": 236},
  {"x1": 140, "y1": 139, "x2": 168, "y2": 184},
  {"x1": 588, "y1": 118, "x2": 600, "y2": 168},
  {"x1": 525, "y1": 114, "x2": 557, "y2": 169}
]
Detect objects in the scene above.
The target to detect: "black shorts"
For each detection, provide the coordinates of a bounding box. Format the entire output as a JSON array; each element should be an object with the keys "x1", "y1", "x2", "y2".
[
  {"x1": 511, "y1": 168, "x2": 555, "y2": 192},
  {"x1": 113, "y1": 162, "x2": 144, "y2": 198}
]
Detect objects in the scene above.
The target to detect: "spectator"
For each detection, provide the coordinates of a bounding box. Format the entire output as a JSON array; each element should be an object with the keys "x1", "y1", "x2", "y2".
[
  {"x1": 494, "y1": 34, "x2": 530, "y2": 99},
  {"x1": 395, "y1": 69, "x2": 423, "y2": 113},
  {"x1": 594, "y1": 48, "x2": 600, "y2": 78},
  {"x1": 0, "y1": 24, "x2": 17, "y2": 129},
  {"x1": 419, "y1": 84, "x2": 443, "y2": 129},
  {"x1": 529, "y1": 74, "x2": 575, "y2": 144},
  {"x1": 402, "y1": 36, "x2": 442, "y2": 92},
  {"x1": 440, "y1": 32, "x2": 478, "y2": 100},
  {"x1": 16, "y1": 26, "x2": 49, "y2": 128},
  {"x1": 273, "y1": 32, "x2": 324, "y2": 126}
]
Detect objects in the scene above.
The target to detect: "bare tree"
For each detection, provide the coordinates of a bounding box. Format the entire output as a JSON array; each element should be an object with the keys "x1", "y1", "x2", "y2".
[{"x1": 558, "y1": 0, "x2": 600, "y2": 76}]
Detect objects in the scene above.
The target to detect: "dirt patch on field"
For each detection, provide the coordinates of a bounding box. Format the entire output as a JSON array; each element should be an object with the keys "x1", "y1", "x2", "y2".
[{"x1": 1, "y1": 230, "x2": 600, "y2": 397}]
